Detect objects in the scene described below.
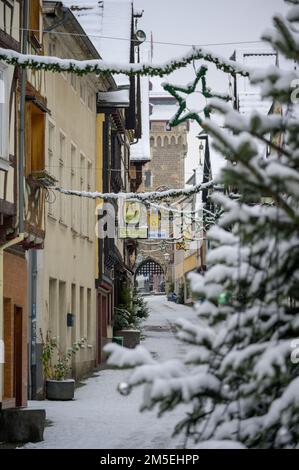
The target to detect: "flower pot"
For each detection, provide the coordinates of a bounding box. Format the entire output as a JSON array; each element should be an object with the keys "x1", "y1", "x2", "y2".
[
  {"x1": 113, "y1": 329, "x2": 140, "y2": 349},
  {"x1": 46, "y1": 379, "x2": 75, "y2": 401}
]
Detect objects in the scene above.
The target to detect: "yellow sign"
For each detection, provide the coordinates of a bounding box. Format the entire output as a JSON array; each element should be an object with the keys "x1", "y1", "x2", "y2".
[
  {"x1": 124, "y1": 201, "x2": 142, "y2": 225},
  {"x1": 119, "y1": 227, "x2": 148, "y2": 239},
  {"x1": 119, "y1": 201, "x2": 148, "y2": 239}
]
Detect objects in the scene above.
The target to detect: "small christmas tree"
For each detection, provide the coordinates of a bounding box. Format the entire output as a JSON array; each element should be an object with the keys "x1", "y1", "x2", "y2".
[{"x1": 106, "y1": 0, "x2": 299, "y2": 448}]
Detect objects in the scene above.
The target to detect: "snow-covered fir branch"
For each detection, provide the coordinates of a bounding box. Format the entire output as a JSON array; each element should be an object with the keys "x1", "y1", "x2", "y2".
[{"x1": 104, "y1": 0, "x2": 299, "y2": 449}]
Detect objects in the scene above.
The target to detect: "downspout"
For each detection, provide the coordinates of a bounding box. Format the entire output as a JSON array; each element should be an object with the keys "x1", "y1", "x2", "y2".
[
  {"x1": 0, "y1": 235, "x2": 24, "y2": 408},
  {"x1": 19, "y1": 0, "x2": 28, "y2": 234}
]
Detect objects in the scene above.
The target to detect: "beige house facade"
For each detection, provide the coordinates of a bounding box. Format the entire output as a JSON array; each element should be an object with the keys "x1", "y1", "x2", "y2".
[{"x1": 34, "y1": 8, "x2": 106, "y2": 395}]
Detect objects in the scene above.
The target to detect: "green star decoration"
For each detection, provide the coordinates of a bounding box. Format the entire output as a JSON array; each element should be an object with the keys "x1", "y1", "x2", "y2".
[{"x1": 162, "y1": 65, "x2": 231, "y2": 128}]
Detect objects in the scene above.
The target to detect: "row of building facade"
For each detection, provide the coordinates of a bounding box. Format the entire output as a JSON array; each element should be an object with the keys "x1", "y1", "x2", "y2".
[
  {"x1": 0, "y1": 0, "x2": 150, "y2": 413},
  {"x1": 0, "y1": 0, "x2": 279, "y2": 425},
  {"x1": 134, "y1": 47, "x2": 278, "y2": 304}
]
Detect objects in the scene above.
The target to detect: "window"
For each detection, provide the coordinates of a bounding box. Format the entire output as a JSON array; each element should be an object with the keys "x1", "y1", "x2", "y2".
[
  {"x1": 0, "y1": 63, "x2": 9, "y2": 169},
  {"x1": 87, "y1": 288, "x2": 92, "y2": 344},
  {"x1": 87, "y1": 161, "x2": 92, "y2": 237},
  {"x1": 48, "y1": 41, "x2": 56, "y2": 57},
  {"x1": 58, "y1": 132, "x2": 66, "y2": 223},
  {"x1": 80, "y1": 153, "x2": 86, "y2": 235},
  {"x1": 144, "y1": 170, "x2": 151, "y2": 188},
  {"x1": 1, "y1": 1, "x2": 14, "y2": 36},
  {"x1": 47, "y1": 121, "x2": 55, "y2": 216},
  {"x1": 71, "y1": 144, "x2": 77, "y2": 230},
  {"x1": 80, "y1": 286, "x2": 85, "y2": 339},
  {"x1": 25, "y1": 100, "x2": 46, "y2": 177},
  {"x1": 59, "y1": 281, "x2": 66, "y2": 350},
  {"x1": 29, "y1": 0, "x2": 42, "y2": 49},
  {"x1": 71, "y1": 283, "x2": 77, "y2": 344},
  {"x1": 80, "y1": 81, "x2": 85, "y2": 103},
  {"x1": 87, "y1": 91, "x2": 93, "y2": 111},
  {"x1": 49, "y1": 278, "x2": 58, "y2": 336},
  {"x1": 71, "y1": 74, "x2": 76, "y2": 92}
]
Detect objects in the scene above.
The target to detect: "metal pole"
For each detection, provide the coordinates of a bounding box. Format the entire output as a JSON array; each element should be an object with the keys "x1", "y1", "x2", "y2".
[{"x1": 18, "y1": 0, "x2": 29, "y2": 234}]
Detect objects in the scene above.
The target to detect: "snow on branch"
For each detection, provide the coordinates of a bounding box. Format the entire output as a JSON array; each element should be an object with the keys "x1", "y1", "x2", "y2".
[
  {"x1": 105, "y1": 343, "x2": 155, "y2": 368},
  {"x1": 0, "y1": 45, "x2": 249, "y2": 77},
  {"x1": 55, "y1": 180, "x2": 214, "y2": 202}
]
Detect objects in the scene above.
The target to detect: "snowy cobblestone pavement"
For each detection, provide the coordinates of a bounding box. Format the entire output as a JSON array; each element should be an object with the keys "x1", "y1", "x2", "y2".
[{"x1": 24, "y1": 296, "x2": 198, "y2": 449}]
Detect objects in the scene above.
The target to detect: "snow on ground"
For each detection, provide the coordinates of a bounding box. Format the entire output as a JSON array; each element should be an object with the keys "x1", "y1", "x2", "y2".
[{"x1": 24, "y1": 296, "x2": 198, "y2": 449}]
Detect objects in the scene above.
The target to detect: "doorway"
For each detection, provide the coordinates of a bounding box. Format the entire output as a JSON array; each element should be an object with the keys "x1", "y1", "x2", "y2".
[{"x1": 14, "y1": 306, "x2": 23, "y2": 407}]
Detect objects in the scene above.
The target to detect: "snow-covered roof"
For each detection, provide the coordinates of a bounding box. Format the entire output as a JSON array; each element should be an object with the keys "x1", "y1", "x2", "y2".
[
  {"x1": 238, "y1": 92, "x2": 272, "y2": 116},
  {"x1": 98, "y1": 88, "x2": 130, "y2": 107},
  {"x1": 150, "y1": 104, "x2": 177, "y2": 122},
  {"x1": 130, "y1": 76, "x2": 151, "y2": 162},
  {"x1": 149, "y1": 89, "x2": 177, "y2": 121},
  {"x1": 235, "y1": 48, "x2": 277, "y2": 116},
  {"x1": 63, "y1": 0, "x2": 132, "y2": 87}
]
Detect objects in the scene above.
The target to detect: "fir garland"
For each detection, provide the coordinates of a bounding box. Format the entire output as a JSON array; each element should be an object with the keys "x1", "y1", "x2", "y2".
[{"x1": 0, "y1": 45, "x2": 249, "y2": 77}]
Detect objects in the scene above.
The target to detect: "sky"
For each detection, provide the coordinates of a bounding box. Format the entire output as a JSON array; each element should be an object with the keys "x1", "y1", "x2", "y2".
[{"x1": 133, "y1": 0, "x2": 288, "y2": 181}]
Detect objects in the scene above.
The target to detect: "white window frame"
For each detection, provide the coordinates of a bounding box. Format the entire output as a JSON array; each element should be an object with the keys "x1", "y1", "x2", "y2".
[
  {"x1": 58, "y1": 129, "x2": 67, "y2": 224},
  {"x1": 47, "y1": 118, "x2": 56, "y2": 217},
  {"x1": 0, "y1": 62, "x2": 10, "y2": 171},
  {"x1": 70, "y1": 141, "x2": 78, "y2": 231},
  {"x1": 70, "y1": 73, "x2": 77, "y2": 93}
]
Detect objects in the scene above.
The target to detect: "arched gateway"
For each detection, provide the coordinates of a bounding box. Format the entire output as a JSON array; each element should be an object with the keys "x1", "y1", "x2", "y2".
[{"x1": 135, "y1": 258, "x2": 165, "y2": 294}]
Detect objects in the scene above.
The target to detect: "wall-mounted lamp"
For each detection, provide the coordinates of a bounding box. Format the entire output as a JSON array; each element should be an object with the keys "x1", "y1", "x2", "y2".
[{"x1": 134, "y1": 30, "x2": 147, "y2": 46}]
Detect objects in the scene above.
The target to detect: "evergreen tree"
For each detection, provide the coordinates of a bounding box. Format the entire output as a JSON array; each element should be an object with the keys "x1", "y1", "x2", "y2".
[{"x1": 106, "y1": 0, "x2": 299, "y2": 448}]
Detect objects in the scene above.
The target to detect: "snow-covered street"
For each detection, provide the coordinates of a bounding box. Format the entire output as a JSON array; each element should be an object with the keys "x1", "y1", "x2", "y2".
[{"x1": 24, "y1": 296, "x2": 197, "y2": 449}]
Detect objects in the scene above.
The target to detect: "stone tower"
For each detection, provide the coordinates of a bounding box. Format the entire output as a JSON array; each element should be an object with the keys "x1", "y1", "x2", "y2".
[
  {"x1": 139, "y1": 90, "x2": 188, "y2": 192},
  {"x1": 136, "y1": 88, "x2": 189, "y2": 293}
]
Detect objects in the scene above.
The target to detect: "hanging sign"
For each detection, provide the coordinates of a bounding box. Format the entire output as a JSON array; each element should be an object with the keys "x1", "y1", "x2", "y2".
[{"x1": 119, "y1": 201, "x2": 148, "y2": 239}]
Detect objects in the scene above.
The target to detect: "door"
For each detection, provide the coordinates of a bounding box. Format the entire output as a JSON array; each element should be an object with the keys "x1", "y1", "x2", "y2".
[
  {"x1": 101, "y1": 295, "x2": 107, "y2": 338},
  {"x1": 14, "y1": 306, "x2": 23, "y2": 407},
  {"x1": 97, "y1": 293, "x2": 102, "y2": 364}
]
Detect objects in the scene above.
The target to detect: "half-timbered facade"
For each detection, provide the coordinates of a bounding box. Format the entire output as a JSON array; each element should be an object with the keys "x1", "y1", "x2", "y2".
[{"x1": 0, "y1": 0, "x2": 29, "y2": 412}]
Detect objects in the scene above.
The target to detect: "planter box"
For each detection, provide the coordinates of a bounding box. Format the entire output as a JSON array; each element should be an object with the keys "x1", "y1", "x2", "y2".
[
  {"x1": 46, "y1": 379, "x2": 75, "y2": 401},
  {"x1": 0, "y1": 409, "x2": 46, "y2": 443},
  {"x1": 114, "y1": 329, "x2": 140, "y2": 349}
]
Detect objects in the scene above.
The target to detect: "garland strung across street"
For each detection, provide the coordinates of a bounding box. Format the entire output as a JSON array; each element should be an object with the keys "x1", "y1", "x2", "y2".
[
  {"x1": 55, "y1": 180, "x2": 214, "y2": 202},
  {"x1": 0, "y1": 45, "x2": 249, "y2": 77}
]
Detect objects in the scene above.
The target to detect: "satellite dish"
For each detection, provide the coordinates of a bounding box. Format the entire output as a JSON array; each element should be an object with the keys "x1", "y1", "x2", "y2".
[{"x1": 135, "y1": 30, "x2": 147, "y2": 45}]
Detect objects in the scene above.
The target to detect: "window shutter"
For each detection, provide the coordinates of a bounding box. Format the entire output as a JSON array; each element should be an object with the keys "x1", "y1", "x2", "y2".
[
  {"x1": 25, "y1": 101, "x2": 32, "y2": 176},
  {"x1": 31, "y1": 105, "x2": 45, "y2": 173},
  {"x1": 30, "y1": 0, "x2": 41, "y2": 48}
]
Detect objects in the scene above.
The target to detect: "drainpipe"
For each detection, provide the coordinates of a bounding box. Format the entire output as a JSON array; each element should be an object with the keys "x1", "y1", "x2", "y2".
[
  {"x1": 18, "y1": 0, "x2": 29, "y2": 234},
  {"x1": 0, "y1": 235, "x2": 24, "y2": 407}
]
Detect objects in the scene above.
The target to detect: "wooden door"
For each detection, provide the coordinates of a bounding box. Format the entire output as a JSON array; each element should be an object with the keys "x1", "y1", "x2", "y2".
[{"x1": 14, "y1": 306, "x2": 23, "y2": 407}]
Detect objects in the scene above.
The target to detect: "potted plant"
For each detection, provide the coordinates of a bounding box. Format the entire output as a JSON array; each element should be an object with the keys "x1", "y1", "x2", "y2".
[
  {"x1": 40, "y1": 330, "x2": 86, "y2": 400},
  {"x1": 113, "y1": 288, "x2": 149, "y2": 349}
]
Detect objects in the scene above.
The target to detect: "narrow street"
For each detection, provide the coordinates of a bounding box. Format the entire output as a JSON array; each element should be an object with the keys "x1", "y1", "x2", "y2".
[{"x1": 24, "y1": 296, "x2": 198, "y2": 449}]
